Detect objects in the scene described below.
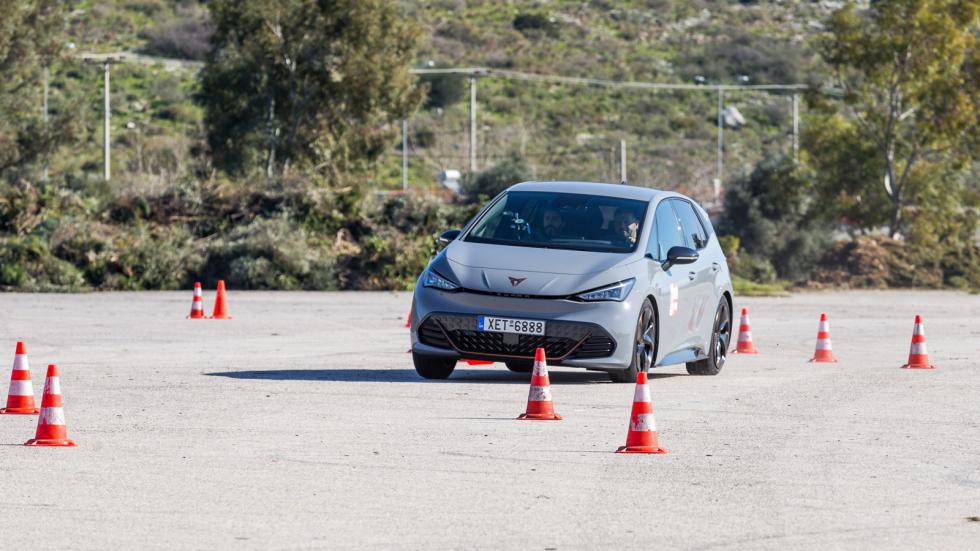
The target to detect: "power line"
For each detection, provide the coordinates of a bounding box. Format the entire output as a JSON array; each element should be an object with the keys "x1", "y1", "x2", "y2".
[
  {"x1": 408, "y1": 66, "x2": 806, "y2": 191},
  {"x1": 410, "y1": 67, "x2": 807, "y2": 92}
]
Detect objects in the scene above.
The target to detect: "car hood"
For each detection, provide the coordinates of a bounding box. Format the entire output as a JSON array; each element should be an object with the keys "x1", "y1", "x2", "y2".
[{"x1": 439, "y1": 240, "x2": 637, "y2": 296}]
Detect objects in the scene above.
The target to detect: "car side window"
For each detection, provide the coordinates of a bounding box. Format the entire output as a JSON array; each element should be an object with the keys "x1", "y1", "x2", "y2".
[
  {"x1": 672, "y1": 199, "x2": 708, "y2": 250},
  {"x1": 653, "y1": 201, "x2": 686, "y2": 260}
]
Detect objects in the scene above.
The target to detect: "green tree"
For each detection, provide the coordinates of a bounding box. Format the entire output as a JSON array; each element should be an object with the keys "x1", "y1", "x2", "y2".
[
  {"x1": 461, "y1": 155, "x2": 532, "y2": 202},
  {"x1": 717, "y1": 156, "x2": 833, "y2": 282},
  {"x1": 818, "y1": 0, "x2": 980, "y2": 237},
  {"x1": 0, "y1": 0, "x2": 73, "y2": 179},
  {"x1": 199, "y1": 0, "x2": 425, "y2": 179}
]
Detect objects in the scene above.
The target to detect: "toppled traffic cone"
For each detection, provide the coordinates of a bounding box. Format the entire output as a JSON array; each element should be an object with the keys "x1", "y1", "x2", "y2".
[
  {"x1": 1, "y1": 342, "x2": 39, "y2": 415},
  {"x1": 210, "y1": 280, "x2": 232, "y2": 320},
  {"x1": 25, "y1": 364, "x2": 75, "y2": 447},
  {"x1": 187, "y1": 282, "x2": 205, "y2": 319},
  {"x1": 809, "y1": 313, "x2": 838, "y2": 363},
  {"x1": 517, "y1": 348, "x2": 561, "y2": 420},
  {"x1": 734, "y1": 307, "x2": 759, "y2": 354},
  {"x1": 464, "y1": 359, "x2": 493, "y2": 365},
  {"x1": 901, "y1": 315, "x2": 936, "y2": 370},
  {"x1": 616, "y1": 371, "x2": 666, "y2": 454}
]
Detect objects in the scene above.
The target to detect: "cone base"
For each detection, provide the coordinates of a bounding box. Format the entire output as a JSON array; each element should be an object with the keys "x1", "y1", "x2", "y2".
[
  {"x1": 0, "y1": 407, "x2": 39, "y2": 415},
  {"x1": 901, "y1": 363, "x2": 935, "y2": 370},
  {"x1": 734, "y1": 348, "x2": 759, "y2": 354},
  {"x1": 187, "y1": 315, "x2": 205, "y2": 319},
  {"x1": 209, "y1": 314, "x2": 232, "y2": 319},
  {"x1": 616, "y1": 445, "x2": 667, "y2": 454},
  {"x1": 808, "y1": 357, "x2": 838, "y2": 363},
  {"x1": 517, "y1": 412, "x2": 562, "y2": 421},
  {"x1": 25, "y1": 438, "x2": 76, "y2": 447}
]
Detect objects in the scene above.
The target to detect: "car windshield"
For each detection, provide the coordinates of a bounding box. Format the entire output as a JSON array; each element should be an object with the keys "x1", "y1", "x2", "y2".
[{"x1": 465, "y1": 191, "x2": 648, "y2": 253}]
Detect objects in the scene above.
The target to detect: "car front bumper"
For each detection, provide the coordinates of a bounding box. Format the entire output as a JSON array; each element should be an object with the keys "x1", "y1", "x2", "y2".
[{"x1": 410, "y1": 287, "x2": 641, "y2": 370}]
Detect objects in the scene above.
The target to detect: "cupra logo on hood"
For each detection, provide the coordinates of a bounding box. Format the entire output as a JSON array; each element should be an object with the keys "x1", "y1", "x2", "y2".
[{"x1": 508, "y1": 276, "x2": 527, "y2": 287}]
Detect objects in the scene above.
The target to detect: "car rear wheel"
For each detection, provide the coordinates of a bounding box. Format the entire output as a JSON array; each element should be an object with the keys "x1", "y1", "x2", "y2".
[
  {"x1": 609, "y1": 298, "x2": 656, "y2": 383},
  {"x1": 412, "y1": 352, "x2": 456, "y2": 379},
  {"x1": 505, "y1": 359, "x2": 533, "y2": 373},
  {"x1": 686, "y1": 298, "x2": 731, "y2": 376}
]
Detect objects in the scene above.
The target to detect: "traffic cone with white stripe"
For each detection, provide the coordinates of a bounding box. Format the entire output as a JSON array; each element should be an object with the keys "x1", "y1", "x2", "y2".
[
  {"x1": 901, "y1": 315, "x2": 936, "y2": 370},
  {"x1": 1, "y1": 342, "x2": 39, "y2": 415},
  {"x1": 616, "y1": 371, "x2": 666, "y2": 454},
  {"x1": 809, "y1": 313, "x2": 838, "y2": 363},
  {"x1": 187, "y1": 282, "x2": 205, "y2": 319},
  {"x1": 25, "y1": 364, "x2": 75, "y2": 447},
  {"x1": 517, "y1": 348, "x2": 561, "y2": 420},
  {"x1": 734, "y1": 308, "x2": 759, "y2": 354}
]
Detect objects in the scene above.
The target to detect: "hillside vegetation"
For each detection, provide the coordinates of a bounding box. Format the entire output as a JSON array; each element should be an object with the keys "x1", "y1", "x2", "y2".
[{"x1": 1, "y1": 0, "x2": 978, "y2": 292}]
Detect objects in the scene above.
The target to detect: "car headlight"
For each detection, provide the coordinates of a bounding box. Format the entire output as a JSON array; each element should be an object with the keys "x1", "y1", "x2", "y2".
[
  {"x1": 422, "y1": 269, "x2": 460, "y2": 291},
  {"x1": 574, "y1": 278, "x2": 635, "y2": 302}
]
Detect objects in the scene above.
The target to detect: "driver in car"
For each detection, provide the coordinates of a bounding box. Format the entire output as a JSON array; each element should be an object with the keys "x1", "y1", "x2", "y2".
[
  {"x1": 538, "y1": 206, "x2": 566, "y2": 240},
  {"x1": 608, "y1": 207, "x2": 640, "y2": 246}
]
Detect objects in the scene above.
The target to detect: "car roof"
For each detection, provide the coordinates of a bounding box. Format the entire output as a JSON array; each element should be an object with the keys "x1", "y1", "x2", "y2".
[{"x1": 506, "y1": 181, "x2": 671, "y2": 202}]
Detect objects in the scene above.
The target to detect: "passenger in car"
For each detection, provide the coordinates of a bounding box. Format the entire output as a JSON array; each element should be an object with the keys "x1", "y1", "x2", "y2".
[{"x1": 608, "y1": 207, "x2": 640, "y2": 246}]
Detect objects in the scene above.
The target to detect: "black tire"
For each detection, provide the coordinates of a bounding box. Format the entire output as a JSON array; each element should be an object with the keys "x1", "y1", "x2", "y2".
[
  {"x1": 686, "y1": 298, "x2": 731, "y2": 376},
  {"x1": 609, "y1": 298, "x2": 657, "y2": 383},
  {"x1": 412, "y1": 352, "x2": 457, "y2": 379},
  {"x1": 505, "y1": 359, "x2": 533, "y2": 373}
]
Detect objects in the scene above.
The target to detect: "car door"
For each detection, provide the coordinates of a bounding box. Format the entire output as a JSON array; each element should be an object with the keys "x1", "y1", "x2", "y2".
[
  {"x1": 645, "y1": 199, "x2": 694, "y2": 360},
  {"x1": 670, "y1": 198, "x2": 715, "y2": 350}
]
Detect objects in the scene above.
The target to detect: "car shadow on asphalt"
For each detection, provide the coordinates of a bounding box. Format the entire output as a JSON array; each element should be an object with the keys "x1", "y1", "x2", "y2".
[{"x1": 204, "y1": 368, "x2": 686, "y2": 385}]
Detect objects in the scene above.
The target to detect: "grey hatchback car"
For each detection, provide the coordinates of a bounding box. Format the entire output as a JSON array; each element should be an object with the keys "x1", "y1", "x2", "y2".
[{"x1": 409, "y1": 181, "x2": 734, "y2": 382}]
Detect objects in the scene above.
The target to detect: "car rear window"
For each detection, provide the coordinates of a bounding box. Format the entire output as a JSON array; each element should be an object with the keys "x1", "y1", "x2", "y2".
[{"x1": 465, "y1": 191, "x2": 648, "y2": 253}]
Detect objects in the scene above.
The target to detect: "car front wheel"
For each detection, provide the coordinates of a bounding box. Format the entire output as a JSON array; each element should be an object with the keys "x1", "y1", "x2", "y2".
[
  {"x1": 609, "y1": 298, "x2": 656, "y2": 383},
  {"x1": 686, "y1": 298, "x2": 731, "y2": 376},
  {"x1": 412, "y1": 352, "x2": 457, "y2": 379}
]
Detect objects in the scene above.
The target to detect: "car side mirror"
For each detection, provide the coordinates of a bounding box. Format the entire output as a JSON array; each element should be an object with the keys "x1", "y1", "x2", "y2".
[
  {"x1": 437, "y1": 229, "x2": 461, "y2": 248},
  {"x1": 662, "y1": 246, "x2": 698, "y2": 270}
]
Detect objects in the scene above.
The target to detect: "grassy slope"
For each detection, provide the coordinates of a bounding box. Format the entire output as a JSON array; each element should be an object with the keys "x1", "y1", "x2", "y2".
[{"x1": 59, "y1": 0, "x2": 831, "y2": 198}]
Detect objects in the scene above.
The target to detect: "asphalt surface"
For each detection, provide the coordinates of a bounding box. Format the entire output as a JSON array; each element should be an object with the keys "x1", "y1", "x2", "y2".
[{"x1": 1, "y1": 290, "x2": 978, "y2": 549}]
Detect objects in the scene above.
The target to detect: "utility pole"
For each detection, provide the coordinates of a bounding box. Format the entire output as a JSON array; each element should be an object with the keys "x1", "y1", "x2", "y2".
[
  {"x1": 469, "y1": 76, "x2": 477, "y2": 173},
  {"x1": 792, "y1": 93, "x2": 800, "y2": 162},
  {"x1": 401, "y1": 119, "x2": 408, "y2": 191},
  {"x1": 103, "y1": 61, "x2": 111, "y2": 181},
  {"x1": 619, "y1": 139, "x2": 627, "y2": 183},
  {"x1": 409, "y1": 67, "x2": 806, "y2": 193},
  {"x1": 716, "y1": 88, "x2": 724, "y2": 194},
  {"x1": 42, "y1": 67, "x2": 49, "y2": 182}
]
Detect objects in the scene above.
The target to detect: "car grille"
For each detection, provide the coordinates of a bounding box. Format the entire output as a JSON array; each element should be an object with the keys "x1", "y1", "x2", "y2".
[
  {"x1": 418, "y1": 318, "x2": 452, "y2": 349},
  {"x1": 418, "y1": 313, "x2": 615, "y2": 361},
  {"x1": 571, "y1": 335, "x2": 617, "y2": 359}
]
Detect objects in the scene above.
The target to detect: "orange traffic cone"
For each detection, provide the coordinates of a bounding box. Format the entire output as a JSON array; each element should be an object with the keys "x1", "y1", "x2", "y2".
[
  {"x1": 464, "y1": 359, "x2": 493, "y2": 365},
  {"x1": 25, "y1": 364, "x2": 76, "y2": 447},
  {"x1": 901, "y1": 315, "x2": 936, "y2": 370},
  {"x1": 616, "y1": 371, "x2": 666, "y2": 454},
  {"x1": 734, "y1": 307, "x2": 759, "y2": 354},
  {"x1": 1, "y1": 342, "x2": 39, "y2": 415},
  {"x1": 210, "y1": 280, "x2": 232, "y2": 319},
  {"x1": 405, "y1": 310, "x2": 411, "y2": 328},
  {"x1": 517, "y1": 348, "x2": 561, "y2": 420},
  {"x1": 187, "y1": 282, "x2": 205, "y2": 319},
  {"x1": 809, "y1": 313, "x2": 838, "y2": 363}
]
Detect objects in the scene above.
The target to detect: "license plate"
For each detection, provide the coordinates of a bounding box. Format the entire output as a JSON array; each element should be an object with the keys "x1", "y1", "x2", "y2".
[{"x1": 477, "y1": 316, "x2": 546, "y2": 336}]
